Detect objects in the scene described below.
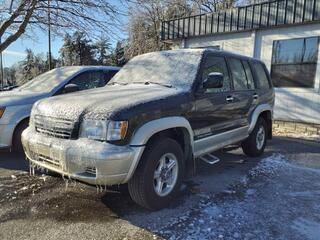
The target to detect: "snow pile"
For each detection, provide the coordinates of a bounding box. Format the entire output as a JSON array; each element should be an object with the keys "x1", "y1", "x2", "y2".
[
  {"x1": 110, "y1": 49, "x2": 204, "y2": 91},
  {"x1": 245, "y1": 153, "x2": 289, "y2": 180}
]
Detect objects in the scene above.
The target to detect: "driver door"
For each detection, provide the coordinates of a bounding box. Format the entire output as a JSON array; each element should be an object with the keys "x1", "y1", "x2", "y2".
[{"x1": 191, "y1": 54, "x2": 237, "y2": 140}]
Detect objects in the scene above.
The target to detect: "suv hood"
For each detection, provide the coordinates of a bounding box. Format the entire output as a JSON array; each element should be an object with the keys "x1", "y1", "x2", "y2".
[
  {"x1": 33, "y1": 84, "x2": 188, "y2": 121},
  {"x1": 0, "y1": 90, "x2": 47, "y2": 107}
]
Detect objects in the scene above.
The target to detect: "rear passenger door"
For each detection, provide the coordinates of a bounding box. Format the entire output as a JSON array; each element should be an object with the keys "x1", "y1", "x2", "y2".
[
  {"x1": 250, "y1": 61, "x2": 274, "y2": 108},
  {"x1": 226, "y1": 57, "x2": 256, "y2": 127}
]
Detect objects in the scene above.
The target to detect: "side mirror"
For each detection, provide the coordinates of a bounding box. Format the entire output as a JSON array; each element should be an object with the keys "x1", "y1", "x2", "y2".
[
  {"x1": 63, "y1": 84, "x2": 79, "y2": 94},
  {"x1": 203, "y1": 72, "x2": 224, "y2": 89}
]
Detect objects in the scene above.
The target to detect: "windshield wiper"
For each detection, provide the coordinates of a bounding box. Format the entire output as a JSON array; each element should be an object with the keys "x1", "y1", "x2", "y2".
[
  {"x1": 131, "y1": 81, "x2": 172, "y2": 88},
  {"x1": 108, "y1": 82, "x2": 128, "y2": 86}
]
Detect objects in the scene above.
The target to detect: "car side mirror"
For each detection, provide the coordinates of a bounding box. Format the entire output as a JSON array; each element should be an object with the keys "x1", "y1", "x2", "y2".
[
  {"x1": 63, "y1": 84, "x2": 79, "y2": 94},
  {"x1": 203, "y1": 72, "x2": 224, "y2": 89}
]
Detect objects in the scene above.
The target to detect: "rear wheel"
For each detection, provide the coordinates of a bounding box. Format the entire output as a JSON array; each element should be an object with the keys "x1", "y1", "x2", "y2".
[
  {"x1": 128, "y1": 138, "x2": 184, "y2": 210},
  {"x1": 242, "y1": 118, "x2": 267, "y2": 157},
  {"x1": 13, "y1": 120, "x2": 29, "y2": 152}
]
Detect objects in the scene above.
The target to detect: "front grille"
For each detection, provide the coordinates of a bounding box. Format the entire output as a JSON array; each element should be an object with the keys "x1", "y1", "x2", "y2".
[{"x1": 35, "y1": 115, "x2": 75, "y2": 139}]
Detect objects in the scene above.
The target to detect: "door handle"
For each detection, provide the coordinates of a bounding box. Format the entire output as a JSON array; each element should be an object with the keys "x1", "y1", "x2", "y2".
[
  {"x1": 253, "y1": 93, "x2": 259, "y2": 100},
  {"x1": 226, "y1": 96, "x2": 234, "y2": 102}
]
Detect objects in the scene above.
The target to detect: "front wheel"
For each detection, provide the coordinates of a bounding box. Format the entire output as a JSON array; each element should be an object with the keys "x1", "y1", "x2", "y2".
[
  {"x1": 128, "y1": 138, "x2": 184, "y2": 210},
  {"x1": 242, "y1": 118, "x2": 267, "y2": 157}
]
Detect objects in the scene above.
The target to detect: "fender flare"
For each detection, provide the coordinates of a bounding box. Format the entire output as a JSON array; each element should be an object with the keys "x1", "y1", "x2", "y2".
[
  {"x1": 124, "y1": 116, "x2": 194, "y2": 183},
  {"x1": 249, "y1": 104, "x2": 273, "y2": 133},
  {"x1": 130, "y1": 116, "x2": 194, "y2": 148}
]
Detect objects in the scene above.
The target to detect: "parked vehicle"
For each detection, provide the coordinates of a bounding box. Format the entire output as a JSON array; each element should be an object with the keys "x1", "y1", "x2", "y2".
[
  {"x1": 22, "y1": 49, "x2": 274, "y2": 209},
  {"x1": 0, "y1": 66, "x2": 120, "y2": 151}
]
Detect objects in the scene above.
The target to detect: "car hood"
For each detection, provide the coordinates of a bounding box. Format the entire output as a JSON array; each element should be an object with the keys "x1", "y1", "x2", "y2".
[
  {"x1": 0, "y1": 90, "x2": 48, "y2": 107},
  {"x1": 33, "y1": 84, "x2": 189, "y2": 121}
]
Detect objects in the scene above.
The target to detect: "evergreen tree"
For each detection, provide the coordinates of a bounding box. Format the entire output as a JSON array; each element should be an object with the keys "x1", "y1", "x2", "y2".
[
  {"x1": 94, "y1": 35, "x2": 112, "y2": 65},
  {"x1": 60, "y1": 32, "x2": 95, "y2": 66}
]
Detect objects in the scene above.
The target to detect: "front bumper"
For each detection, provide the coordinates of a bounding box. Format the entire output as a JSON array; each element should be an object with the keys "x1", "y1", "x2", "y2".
[
  {"x1": 0, "y1": 123, "x2": 15, "y2": 149},
  {"x1": 22, "y1": 127, "x2": 144, "y2": 185}
]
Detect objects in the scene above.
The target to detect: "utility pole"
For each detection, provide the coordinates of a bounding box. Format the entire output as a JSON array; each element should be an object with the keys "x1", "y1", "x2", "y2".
[{"x1": 48, "y1": 0, "x2": 52, "y2": 70}]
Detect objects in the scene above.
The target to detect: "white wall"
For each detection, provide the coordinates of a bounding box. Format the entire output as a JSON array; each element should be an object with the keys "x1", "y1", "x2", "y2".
[
  {"x1": 185, "y1": 31, "x2": 255, "y2": 57},
  {"x1": 183, "y1": 24, "x2": 320, "y2": 124}
]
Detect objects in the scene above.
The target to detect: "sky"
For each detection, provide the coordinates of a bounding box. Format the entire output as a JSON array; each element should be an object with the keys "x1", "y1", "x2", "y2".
[{"x1": 2, "y1": 0, "x2": 128, "y2": 68}]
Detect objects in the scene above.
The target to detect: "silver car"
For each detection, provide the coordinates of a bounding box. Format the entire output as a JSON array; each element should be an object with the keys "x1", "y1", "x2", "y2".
[{"x1": 0, "y1": 66, "x2": 120, "y2": 151}]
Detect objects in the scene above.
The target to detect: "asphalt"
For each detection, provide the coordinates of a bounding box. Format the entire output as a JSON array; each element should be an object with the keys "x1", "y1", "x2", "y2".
[{"x1": 0, "y1": 136, "x2": 319, "y2": 240}]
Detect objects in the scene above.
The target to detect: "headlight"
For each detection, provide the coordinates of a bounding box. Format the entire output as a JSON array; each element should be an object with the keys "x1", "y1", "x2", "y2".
[
  {"x1": 80, "y1": 120, "x2": 108, "y2": 141},
  {"x1": 80, "y1": 120, "x2": 128, "y2": 141},
  {"x1": 0, "y1": 107, "x2": 5, "y2": 119},
  {"x1": 107, "y1": 121, "x2": 128, "y2": 141}
]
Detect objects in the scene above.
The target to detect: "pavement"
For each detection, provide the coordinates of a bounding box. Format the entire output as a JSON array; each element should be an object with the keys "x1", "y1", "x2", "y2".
[{"x1": 0, "y1": 136, "x2": 319, "y2": 240}]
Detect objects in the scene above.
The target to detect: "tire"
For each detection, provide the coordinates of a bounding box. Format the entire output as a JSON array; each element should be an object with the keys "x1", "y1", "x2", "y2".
[
  {"x1": 13, "y1": 120, "x2": 29, "y2": 152},
  {"x1": 242, "y1": 118, "x2": 267, "y2": 157},
  {"x1": 128, "y1": 137, "x2": 184, "y2": 210}
]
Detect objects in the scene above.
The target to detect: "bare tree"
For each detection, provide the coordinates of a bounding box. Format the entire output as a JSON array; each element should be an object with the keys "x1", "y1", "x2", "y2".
[
  {"x1": 0, "y1": 0, "x2": 126, "y2": 52},
  {"x1": 125, "y1": 0, "x2": 193, "y2": 58},
  {"x1": 191, "y1": 0, "x2": 237, "y2": 13}
]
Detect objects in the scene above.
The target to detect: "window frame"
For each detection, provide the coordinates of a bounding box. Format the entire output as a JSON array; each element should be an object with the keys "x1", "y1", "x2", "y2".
[
  {"x1": 250, "y1": 61, "x2": 272, "y2": 90},
  {"x1": 270, "y1": 36, "x2": 319, "y2": 89},
  {"x1": 197, "y1": 53, "x2": 232, "y2": 95},
  {"x1": 54, "y1": 69, "x2": 108, "y2": 95},
  {"x1": 226, "y1": 57, "x2": 254, "y2": 92}
]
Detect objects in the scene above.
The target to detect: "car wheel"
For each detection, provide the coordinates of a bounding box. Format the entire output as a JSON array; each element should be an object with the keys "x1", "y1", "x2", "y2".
[
  {"x1": 242, "y1": 118, "x2": 267, "y2": 157},
  {"x1": 13, "y1": 120, "x2": 29, "y2": 152},
  {"x1": 128, "y1": 138, "x2": 184, "y2": 210}
]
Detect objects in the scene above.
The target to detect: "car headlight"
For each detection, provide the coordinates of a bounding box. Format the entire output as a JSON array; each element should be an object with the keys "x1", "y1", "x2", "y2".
[
  {"x1": 80, "y1": 120, "x2": 108, "y2": 141},
  {"x1": 107, "y1": 121, "x2": 128, "y2": 141},
  {"x1": 0, "y1": 107, "x2": 5, "y2": 119},
  {"x1": 80, "y1": 120, "x2": 128, "y2": 141}
]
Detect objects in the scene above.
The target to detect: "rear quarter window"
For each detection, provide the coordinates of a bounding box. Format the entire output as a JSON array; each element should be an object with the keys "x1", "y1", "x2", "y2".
[{"x1": 253, "y1": 62, "x2": 271, "y2": 90}]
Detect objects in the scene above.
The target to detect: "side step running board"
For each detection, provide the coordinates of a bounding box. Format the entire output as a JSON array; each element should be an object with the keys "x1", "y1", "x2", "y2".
[{"x1": 199, "y1": 153, "x2": 220, "y2": 165}]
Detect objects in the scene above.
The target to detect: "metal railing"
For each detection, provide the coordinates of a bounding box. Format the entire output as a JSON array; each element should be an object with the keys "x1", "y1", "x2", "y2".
[{"x1": 161, "y1": 0, "x2": 320, "y2": 41}]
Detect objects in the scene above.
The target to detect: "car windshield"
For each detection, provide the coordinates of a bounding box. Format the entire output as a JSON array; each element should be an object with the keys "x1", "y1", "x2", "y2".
[
  {"x1": 18, "y1": 67, "x2": 81, "y2": 93},
  {"x1": 109, "y1": 50, "x2": 204, "y2": 90}
]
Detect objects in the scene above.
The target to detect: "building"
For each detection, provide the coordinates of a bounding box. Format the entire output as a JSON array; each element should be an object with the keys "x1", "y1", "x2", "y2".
[{"x1": 161, "y1": 0, "x2": 320, "y2": 128}]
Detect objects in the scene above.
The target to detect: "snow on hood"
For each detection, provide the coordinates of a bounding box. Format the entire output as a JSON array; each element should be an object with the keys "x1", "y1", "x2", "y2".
[
  {"x1": 33, "y1": 84, "x2": 184, "y2": 121},
  {"x1": 110, "y1": 49, "x2": 204, "y2": 91},
  {"x1": 0, "y1": 89, "x2": 47, "y2": 107}
]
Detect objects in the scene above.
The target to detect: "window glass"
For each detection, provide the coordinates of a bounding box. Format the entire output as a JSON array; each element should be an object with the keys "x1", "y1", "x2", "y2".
[
  {"x1": 271, "y1": 37, "x2": 319, "y2": 88},
  {"x1": 228, "y1": 58, "x2": 248, "y2": 91},
  {"x1": 107, "y1": 70, "x2": 118, "y2": 80},
  {"x1": 254, "y1": 63, "x2": 270, "y2": 90},
  {"x1": 242, "y1": 61, "x2": 255, "y2": 89},
  {"x1": 69, "y1": 71, "x2": 106, "y2": 90},
  {"x1": 202, "y1": 56, "x2": 231, "y2": 93}
]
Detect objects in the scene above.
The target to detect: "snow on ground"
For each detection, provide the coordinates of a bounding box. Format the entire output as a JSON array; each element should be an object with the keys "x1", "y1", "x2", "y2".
[{"x1": 132, "y1": 154, "x2": 320, "y2": 240}]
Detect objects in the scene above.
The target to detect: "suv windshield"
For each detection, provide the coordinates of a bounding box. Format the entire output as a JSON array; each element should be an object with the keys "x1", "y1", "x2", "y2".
[
  {"x1": 18, "y1": 67, "x2": 81, "y2": 93},
  {"x1": 109, "y1": 50, "x2": 204, "y2": 90}
]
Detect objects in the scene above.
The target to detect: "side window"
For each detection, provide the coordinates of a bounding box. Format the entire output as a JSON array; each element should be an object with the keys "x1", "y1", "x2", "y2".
[
  {"x1": 69, "y1": 71, "x2": 107, "y2": 91},
  {"x1": 242, "y1": 61, "x2": 255, "y2": 89},
  {"x1": 228, "y1": 58, "x2": 248, "y2": 91},
  {"x1": 253, "y1": 62, "x2": 271, "y2": 90},
  {"x1": 202, "y1": 56, "x2": 231, "y2": 93}
]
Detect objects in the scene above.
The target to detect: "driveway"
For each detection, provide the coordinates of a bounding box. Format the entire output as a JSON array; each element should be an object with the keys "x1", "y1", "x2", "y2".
[{"x1": 0, "y1": 136, "x2": 319, "y2": 240}]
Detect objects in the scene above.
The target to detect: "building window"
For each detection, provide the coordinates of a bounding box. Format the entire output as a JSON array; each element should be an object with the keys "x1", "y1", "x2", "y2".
[{"x1": 271, "y1": 37, "x2": 319, "y2": 88}]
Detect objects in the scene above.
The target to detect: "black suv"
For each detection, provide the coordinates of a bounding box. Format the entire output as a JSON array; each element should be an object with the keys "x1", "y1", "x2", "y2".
[{"x1": 22, "y1": 49, "x2": 274, "y2": 210}]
